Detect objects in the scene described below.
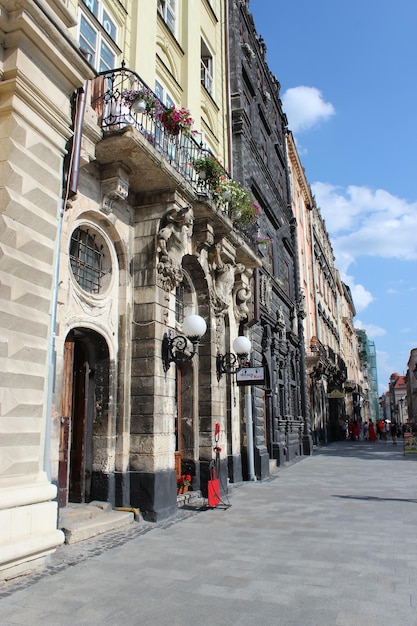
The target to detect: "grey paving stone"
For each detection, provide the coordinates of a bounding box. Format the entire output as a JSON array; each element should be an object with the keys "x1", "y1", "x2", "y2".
[{"x1": 1, "y1": 441, "x2": 417, "y2": 625}]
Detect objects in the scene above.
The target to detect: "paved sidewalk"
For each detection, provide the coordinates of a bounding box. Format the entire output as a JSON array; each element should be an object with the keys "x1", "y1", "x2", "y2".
[{"x1": 1, "y1": 440, "x2": 417, "y2": 626}]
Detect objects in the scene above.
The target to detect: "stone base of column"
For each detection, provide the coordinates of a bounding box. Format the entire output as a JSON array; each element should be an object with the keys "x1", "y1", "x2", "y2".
[
  {"x1": 0, "y1": 479, "x2": 64, "y2": 581},
  {"x1": 130, "y1": 469, "x2": 177, "y2": 522},
  {"x1": 302, "y1": 434, "x2": 314, "y2": 456}
]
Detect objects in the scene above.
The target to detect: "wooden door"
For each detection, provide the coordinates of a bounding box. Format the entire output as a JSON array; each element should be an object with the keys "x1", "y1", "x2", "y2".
[
  {"x1": 58, "y1": 335, "x2": 74, "y2": 507},
  {"x1": 174, "y1": 366, "x2": 182, "y2": 478},
  {"x1": 69, "y1": 342, "x2": 89, "y2": 502}
]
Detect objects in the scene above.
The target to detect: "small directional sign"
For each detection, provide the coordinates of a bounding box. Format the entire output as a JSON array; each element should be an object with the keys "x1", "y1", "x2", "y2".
[{"x1": 236, "y1": 367, "x2": 265, "y2": 386}]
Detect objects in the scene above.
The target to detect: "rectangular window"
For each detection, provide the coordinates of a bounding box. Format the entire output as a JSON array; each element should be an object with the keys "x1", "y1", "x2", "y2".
[
  {"x1": 201, "y1": 39, "x2": 213, "y2": 96},
  {"x1": 79, "y1": 1, "x2": 118, "y2": 71},
  {"x1": 243, "y1": 91, "x2": 250, "y2": 116},
  {"x1": 259, "y1": 128, "x2": 268, "y2": 164},
  {"x1": 283, "y1": 260, "x2": 290, "y2": 295},
  {"x1": 155, "y1": 80, "x2": 174, "y2": 108},
  {"x1": 157, "y1": 0, "x2": 176, "y2": 35}
]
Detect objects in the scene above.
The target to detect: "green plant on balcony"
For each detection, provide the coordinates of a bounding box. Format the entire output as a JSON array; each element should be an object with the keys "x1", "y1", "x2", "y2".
[
  {"x1": 257, "y1": 235, "x2": 272, "y2": 245},
  {"x1": 218, "y1": 179, "x2": 259, "y2": 227},
  {"x1": 193, "y1": 155, "x2": 224, "y2": 189}
]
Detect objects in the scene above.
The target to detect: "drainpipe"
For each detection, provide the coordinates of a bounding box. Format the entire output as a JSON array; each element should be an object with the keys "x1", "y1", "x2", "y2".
[
  {"x1": 44, "y1": 199, "x2": 65, "y2": 481},
  {"x1": 224, "y1": 0, "x2": 233, "y2": 176},
  {"x1": 245, "y1": 330, "x2": 256, "y2": 481},
  {"x1": 44, "y1": 70, "x2": 90, "y2": 479},
  {"x1": 68, "y1": 79, "x2": 89, "y2": 198}
]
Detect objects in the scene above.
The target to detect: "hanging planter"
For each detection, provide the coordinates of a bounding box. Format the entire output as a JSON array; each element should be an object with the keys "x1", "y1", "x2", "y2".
[
  {"x1": 131, "y1": 99, "x2": 146, "y2": 114},
  {"x1": 159, "y1": 106, "x2": 195, "y2": 136},
  {"x1": 121, "y1": 87, "x2": 162, "y2": 118}
]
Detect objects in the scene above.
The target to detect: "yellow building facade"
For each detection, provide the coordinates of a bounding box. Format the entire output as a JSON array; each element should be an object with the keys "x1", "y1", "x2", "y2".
[{"x1": 0, "y1": 0, "x2": 261, "y2": 578}]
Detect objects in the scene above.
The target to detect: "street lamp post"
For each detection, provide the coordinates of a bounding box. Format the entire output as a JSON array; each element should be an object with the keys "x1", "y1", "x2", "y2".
[
  {"x1": 216, "y1": 335, "x2": 255, "y2": 481},
  {"x1": 398, "y1": 397, "x2": 404, "y2": 424},
  {"x1": 161, "y1": 314, "x2": 207, "y2": 372}
]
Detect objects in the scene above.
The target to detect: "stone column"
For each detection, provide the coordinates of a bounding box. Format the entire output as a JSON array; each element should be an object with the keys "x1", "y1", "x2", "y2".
[{"x1": 0, "y1": 1, "x2": 94, "y2": 579}]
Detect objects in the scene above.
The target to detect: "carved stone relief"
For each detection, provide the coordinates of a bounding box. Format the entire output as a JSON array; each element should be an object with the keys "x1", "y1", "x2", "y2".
[
  {"x1": 209, "y1": 241, "x2": 251, "y2": 322},
  {"x1": 156, "y1": 205, "x2": 194, "y2": 291}
]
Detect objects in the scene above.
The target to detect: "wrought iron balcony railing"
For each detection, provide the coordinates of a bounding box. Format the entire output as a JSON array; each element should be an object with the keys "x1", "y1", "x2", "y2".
[
  {"x1": 89, "y1": 66, "x2": 258, "y2": 247},
  {"x1": 91, "y1": 66, "x2": 225, "y2": 195}
]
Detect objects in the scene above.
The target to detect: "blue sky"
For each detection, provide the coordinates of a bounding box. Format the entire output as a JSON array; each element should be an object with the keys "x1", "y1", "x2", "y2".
[{"x1": 250, "y1": 0, "x2": 417, "y2": 393}]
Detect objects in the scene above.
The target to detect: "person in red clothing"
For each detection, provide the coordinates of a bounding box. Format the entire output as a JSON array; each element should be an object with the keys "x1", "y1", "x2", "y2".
[
  {"x1": 352, "y1": 421, "x2": 359, "y2": 441},
  {"x1": 378, "y1": 418, "x2": 386, "y2": 440},
  {"x1": 369, "y1": 420, "x2": 377, "y2": 442}
]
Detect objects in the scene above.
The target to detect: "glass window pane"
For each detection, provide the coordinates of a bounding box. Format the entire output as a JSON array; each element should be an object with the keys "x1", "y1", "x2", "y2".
[
  {"x1": 82, "y1": 0, "x2": 98, "y2": 17},
  {"x1": 154, "y1": 81, "x2": 163, "y2": 101},
  {"x1": 99, "y1": 40, "x2": 115, "y2": 72},
  {"x1": 102, "y1": 9, "x2": 117, "y2": 41},
  {"x1": 166, "y1": 12, "x2": 175, "y2": 33},
  {"x1": 79, "y1": 15, "x2": 97, "y2": 66}
]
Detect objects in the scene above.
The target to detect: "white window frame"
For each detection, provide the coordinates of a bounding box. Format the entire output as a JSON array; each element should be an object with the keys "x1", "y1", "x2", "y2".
[
  {"x1": 157, "y1": 0, "x2": 177, "y2": 36},
  {"x1": 201, "y1": 39, "x2": 214, "y2": 96},
  {"x1": 155, "y1": 80, "x2": 174, "y2": 108},
  {"x1": 79, "y1": 0, "x2": 119, "y2": 71}
]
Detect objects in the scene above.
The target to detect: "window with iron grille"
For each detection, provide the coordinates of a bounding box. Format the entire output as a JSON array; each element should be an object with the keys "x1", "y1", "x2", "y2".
[{"x1": 70, "y1": 228, "x2": 106, "y2": 293}]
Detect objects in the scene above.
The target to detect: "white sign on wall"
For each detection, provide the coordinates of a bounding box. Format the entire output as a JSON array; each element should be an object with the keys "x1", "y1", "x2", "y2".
[{"x1": 236, "y1": 367, "x2": 265, "y2": 386}]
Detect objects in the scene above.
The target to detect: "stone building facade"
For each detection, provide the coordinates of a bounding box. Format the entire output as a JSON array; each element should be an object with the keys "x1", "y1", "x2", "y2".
[
  {"x1": 287, "y1": 131, "x2": 362, "y2": 443},
  {"x1": 1, "y1": 0, "x2": 366, "y2": 581},
  {"x1": 227, "y1": 0, "x2": 312, "y2": 476},
  {"x1": 0, "y1": 0, "x2": 94, "y2": 580},
  {"x1": 51, "y1": 0, "x2": 262, "y2": 525},
  {"x1": 1, "y1": 0, "x2": 262, "y2": 578}
]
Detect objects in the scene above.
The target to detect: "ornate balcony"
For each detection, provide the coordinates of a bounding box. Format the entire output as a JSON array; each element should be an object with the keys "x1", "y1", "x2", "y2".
[{"x1": 89, "y1": 66, "x2": 258, "y2": 246}]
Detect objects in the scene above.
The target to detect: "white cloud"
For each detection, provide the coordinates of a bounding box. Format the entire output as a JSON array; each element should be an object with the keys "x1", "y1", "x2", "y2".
[
  {"x1": 355, "y1": 319, "x2": 386, "y2": 338},
  {"x1": 312, "y1": 182, "x2": 417, "y2": 273},
  {"x1": 282, "y1": 86, "x2": 335, "y2": 133},
  {"x1": 350, "y1": 284, "x2": 374, "y2": 312}
]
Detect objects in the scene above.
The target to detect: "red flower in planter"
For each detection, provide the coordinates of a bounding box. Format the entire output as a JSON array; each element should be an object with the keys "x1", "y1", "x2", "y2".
[{"x1": 177, "y1": 474, "x2": 192, "y2": 487}]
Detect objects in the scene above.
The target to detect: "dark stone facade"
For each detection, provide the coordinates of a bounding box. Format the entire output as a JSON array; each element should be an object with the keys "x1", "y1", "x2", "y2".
[{"x1": 228, "y1": 0, "x2": 312, "y2": 476}]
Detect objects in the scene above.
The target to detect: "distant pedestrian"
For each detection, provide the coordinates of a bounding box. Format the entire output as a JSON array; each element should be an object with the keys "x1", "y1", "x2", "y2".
[
  {"x1": 390, "y1": 421, "x2": 398, "y2": 445},
  {"x1": 352, "y1": 421, "x2": 359, "y2": 441},
  {"x1": 378, "y1": 419, "x2": 386, "y2": 440},
  {"x1": 369, "y1": 420, "x2": 377, "y2": 442}
]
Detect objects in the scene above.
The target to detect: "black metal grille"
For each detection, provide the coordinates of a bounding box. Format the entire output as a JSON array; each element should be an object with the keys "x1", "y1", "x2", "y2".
[{"x1": 70, "y1": 228, "x2": 105, "y2": 293}]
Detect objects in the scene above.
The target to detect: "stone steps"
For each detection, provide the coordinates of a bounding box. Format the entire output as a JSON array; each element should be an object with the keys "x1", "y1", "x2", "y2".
[{"x1": 59, "y1": 501, "x2": 135, "y2": 545}]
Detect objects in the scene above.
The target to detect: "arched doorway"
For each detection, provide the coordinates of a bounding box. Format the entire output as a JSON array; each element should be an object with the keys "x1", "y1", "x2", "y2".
[{"x1": 58, "y1": 328, "x2": 110, "y2": 507}]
